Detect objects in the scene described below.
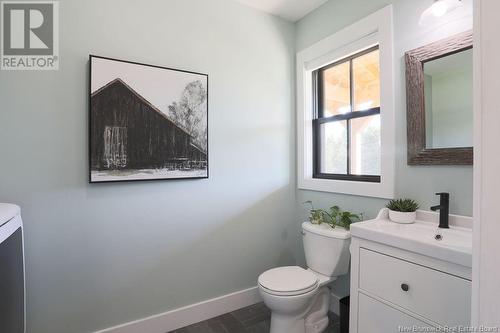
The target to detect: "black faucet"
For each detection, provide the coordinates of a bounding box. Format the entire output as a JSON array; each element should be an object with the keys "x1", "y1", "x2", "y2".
[{"x1": 430, "y1": 192, "x2": 450, "y2": 229}]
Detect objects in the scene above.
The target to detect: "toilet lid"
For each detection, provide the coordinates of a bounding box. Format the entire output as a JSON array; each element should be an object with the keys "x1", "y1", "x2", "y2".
[{"x1": 258, "y1": 266, "x2": 318, "y2": 296}]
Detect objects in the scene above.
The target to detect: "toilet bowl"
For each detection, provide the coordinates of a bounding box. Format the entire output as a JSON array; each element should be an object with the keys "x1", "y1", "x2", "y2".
[{"x1": 258, "y1": 222, "x2": 351, "y2": 333}]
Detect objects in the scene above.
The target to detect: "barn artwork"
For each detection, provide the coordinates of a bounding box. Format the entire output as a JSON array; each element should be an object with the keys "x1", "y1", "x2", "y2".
[{"x1": 89, "y1": 56, "x2": 208, "y2": 182}]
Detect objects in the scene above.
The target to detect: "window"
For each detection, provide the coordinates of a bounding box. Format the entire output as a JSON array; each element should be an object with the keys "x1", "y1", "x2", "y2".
[
  {"x1": 313, "y1": 46, "x2": 381, "y2": 182},
  {"x1": 296, "y1": 5, "x2": 394, "y2": 198}
]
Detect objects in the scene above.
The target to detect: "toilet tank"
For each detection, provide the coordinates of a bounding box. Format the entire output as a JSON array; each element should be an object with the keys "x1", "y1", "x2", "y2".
[{"x1": 302, "y1": 222, "x2": 351, "y2": 277}]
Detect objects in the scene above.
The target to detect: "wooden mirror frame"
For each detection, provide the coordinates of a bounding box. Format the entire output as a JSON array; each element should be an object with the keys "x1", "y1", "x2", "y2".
[{"x1": 405, "y1": 30, "x2": 473, "y2": 165}]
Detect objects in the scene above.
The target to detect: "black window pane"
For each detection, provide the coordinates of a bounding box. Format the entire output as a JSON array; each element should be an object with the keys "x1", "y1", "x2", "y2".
[
  {"x1": 313, "y1": 46, "x2": 381, "y2": 180},
  {"x1": 353, "y1": 49, "x2": 380, "y2": 111},
  {"x1": 350, "y1": 114, "x2": 381, "y2": 175},
  {"x1": 319, "y1": 121, "x2": 347, "y2": 174},
  {"x1": 322, "y1": 61, "x2": 351, "y2": 116}
]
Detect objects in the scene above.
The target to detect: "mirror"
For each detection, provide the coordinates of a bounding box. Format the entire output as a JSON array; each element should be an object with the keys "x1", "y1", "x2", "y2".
[
  {"x1": 423, "y1": 48, "x2": 473, "y2": 149},
  {"x1": 405, "y1": 30, "x2": 473, "y2": 165}
]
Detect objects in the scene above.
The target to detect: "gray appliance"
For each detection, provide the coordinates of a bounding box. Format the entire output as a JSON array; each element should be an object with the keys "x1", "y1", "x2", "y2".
[{"x1": 0, "y1": 204, "x2": 25, "y2": 333}]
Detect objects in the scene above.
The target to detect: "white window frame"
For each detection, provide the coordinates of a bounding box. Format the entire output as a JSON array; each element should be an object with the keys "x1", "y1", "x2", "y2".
[{"x1": 296, "y1": 5, "x2": 395, "y2": 199}]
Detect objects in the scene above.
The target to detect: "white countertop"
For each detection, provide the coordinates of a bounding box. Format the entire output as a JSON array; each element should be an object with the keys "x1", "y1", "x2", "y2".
[{"x1": 350, "y1": 208, "x2": 472, "y2": 268}]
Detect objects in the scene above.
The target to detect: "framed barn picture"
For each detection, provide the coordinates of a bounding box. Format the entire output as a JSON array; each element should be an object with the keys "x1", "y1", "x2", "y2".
[{"x1": 89, "y1": 55, "x2": 208, "y2": 183}]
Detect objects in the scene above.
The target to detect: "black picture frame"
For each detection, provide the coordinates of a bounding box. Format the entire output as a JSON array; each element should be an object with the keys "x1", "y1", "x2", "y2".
[{"x1": 88, "y1": 55, "x2": 209, "y2": 183}]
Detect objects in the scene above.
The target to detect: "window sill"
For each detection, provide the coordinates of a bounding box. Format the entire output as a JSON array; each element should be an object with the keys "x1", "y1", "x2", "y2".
[
  {"x1": 313, "y1": 173, "x2": 381, "y2": 183},
  {"x1": 298, "y1": 177, "x2": 393, "y2": 199}
]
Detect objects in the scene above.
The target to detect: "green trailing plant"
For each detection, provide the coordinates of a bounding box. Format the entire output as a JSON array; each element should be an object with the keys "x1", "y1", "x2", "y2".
[
  {"x1": 303, "y1": 201, "x2": 326, "y2": 225},
  {"x1": 303, "y1": 201, "x2": 362, "y2": 230},
  {"x1": 386, "y1": 198, "x2": 419, "y2": 212}
]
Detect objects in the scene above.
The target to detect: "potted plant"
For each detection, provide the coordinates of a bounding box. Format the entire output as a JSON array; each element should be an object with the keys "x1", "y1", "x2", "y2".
[
  {"x1": 386, "y1": 199, "x2": 419, "y2": 224},
  {"x1": 303, "y1": 201, "x2": 362, "y2": 230}
]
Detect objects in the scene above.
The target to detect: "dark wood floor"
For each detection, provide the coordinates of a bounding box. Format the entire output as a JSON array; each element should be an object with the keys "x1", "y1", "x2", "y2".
[{"x1": 168, "y1": 302, "x2": 340, "y2": 333}]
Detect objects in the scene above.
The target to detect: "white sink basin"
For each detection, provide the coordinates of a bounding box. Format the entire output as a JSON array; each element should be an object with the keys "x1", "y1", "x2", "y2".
[{"x1": 350, "y1": 208, "x2": 472, "y2": 267}]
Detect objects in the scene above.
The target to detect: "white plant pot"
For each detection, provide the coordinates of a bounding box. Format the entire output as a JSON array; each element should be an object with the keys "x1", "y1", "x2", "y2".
[{"x1": 388, "y1": 210, "x2": 416, "y2": 224}]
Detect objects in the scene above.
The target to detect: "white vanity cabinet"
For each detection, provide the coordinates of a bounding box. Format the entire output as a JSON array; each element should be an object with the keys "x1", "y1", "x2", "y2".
[{"x1": 349, "y1": 210, "x2": 472, "y2": 333}]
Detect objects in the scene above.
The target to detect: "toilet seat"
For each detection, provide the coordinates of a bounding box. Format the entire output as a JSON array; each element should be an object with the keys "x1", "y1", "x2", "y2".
[{"x1": 258, "y1": 266, "x2": 319, "y2": 296}]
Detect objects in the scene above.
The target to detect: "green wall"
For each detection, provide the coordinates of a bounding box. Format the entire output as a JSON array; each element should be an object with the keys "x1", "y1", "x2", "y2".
[
  {"x1": 0, "y1": 1, "x2": 297, "y2": 332},
  {"x1": 428, "y1": 65, "x2": 473, "y2": 148}
]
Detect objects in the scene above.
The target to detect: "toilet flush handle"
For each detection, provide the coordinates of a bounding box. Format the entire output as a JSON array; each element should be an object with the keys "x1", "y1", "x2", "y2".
[{"x1": 300, "y1": 230, "x2": 306, "y2": 236}]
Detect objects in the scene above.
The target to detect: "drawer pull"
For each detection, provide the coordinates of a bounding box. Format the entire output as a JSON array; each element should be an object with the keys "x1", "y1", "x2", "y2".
[{"x1": 401, "y1": 283, "x2": 409, "y2": 292}]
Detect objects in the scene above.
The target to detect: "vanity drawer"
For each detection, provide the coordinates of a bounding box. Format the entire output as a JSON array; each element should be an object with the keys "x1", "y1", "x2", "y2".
[
  {"x1": 359, "y1": 248, "x2": 471, "y2": 325},
  {"x1": 358, "y1": 293, "x2": 432, "y2": 333}
]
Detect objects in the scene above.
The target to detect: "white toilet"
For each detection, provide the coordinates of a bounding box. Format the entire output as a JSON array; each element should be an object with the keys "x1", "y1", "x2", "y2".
[{"x1": 258, "y1": 221, "x2": 351, "y2": 333}]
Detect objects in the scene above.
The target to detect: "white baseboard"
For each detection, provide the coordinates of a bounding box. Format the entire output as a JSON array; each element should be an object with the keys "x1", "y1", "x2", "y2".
[{"x1": 94, "y1": 286, "x2": 261, "y2": 333}]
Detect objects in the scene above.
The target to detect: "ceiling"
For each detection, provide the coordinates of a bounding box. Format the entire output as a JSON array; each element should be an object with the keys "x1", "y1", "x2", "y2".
[{"x1": 234, "y1": 0, "x2": 328, "y2": 22}]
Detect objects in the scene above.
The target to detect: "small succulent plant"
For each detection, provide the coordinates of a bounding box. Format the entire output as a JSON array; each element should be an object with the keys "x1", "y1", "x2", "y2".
[
  {"x1": 303, "y1": 201, "x2": 362, "y2": 230},
  {"x1": 386, "y1": 198, "x2": 419, "y2": 212}
]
